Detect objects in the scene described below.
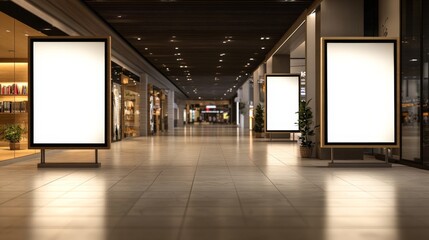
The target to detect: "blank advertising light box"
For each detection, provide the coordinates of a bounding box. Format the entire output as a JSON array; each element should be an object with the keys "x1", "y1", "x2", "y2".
[
  {"x1": 321, "y1": 38, "x2": 399, "y2": 148},
  {"x1": 265, "y1": 74, "x2": 300, "y2": 133},
  {"x1": 29, "y1": 37, "x2": 111, "y2": 148}
]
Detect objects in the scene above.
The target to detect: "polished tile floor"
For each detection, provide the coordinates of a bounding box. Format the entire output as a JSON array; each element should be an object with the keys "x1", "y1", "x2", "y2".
[{"x1": 1, "y1": 125, "x2": 429, "y2": 240}]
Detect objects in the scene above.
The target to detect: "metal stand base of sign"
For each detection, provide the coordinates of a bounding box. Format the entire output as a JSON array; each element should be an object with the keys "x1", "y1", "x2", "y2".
[
  {"x1": 37, "y1": 149, "x2": 101, "y2": 168},
  {"x1": 328, "y1": 148, "x2": 392, "y2": 168},
  {"x1": 268, "y1": 132, "x2": 298, "y2": 142}
]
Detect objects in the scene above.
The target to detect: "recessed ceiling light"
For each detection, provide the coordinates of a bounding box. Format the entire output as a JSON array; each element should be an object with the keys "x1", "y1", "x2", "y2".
[
  {"x1": 260, "y1": 37, "x2": 265, "y2": 40},
  {"x1": 198, "y1": 97, "x2": 201, "y2": 99},
  {"x1": 222, "y1": 41, "x2": 227, "y2": 44},
  {"x1": 5, "y1": 30, "x2": 10, "y2": 33},
  {"x1": 176, "y1": 78, "x2": 179, "y2": 80},
  {"x1": 217, "y1": 66, "x2": 222, "y2": 68},
  {"x1": 249, "y1": 58, "x2": 254, "y2": 61},
  {"x1": 224, "y1": 93, "x2": 227, "y2": 96},
  {"x1": 42, "y1": 28, "x2": 52, "y2": 31},
  {"x1": 149, "y1": 52, "x2": 153, "y2": 55},
  {"x1": 117, "y1": 15, "x2": 122, "y2": 18},
  {"x1": 137, "y1": 37, "x2": 141, "y2": 41},
  {"x1": 227, "y1": 39, "x2": 231, "y2": 42},
  {"x1": 233, "y1": 85, "x2": 236, "y2": 88},
  {"x1": 144, "y1": 47, "x2": 148, "y2": 50},
  {"x1": 219, "y1": 59, "x2": 223, "y2": 62},
  {"x1": 266, "y1": 37, "x2": 270, "y2": 40},
  {"x1": 220, "y1": 53, "x2": 226, "y2": 56},
  {"x1": 175, "y1": 47, "x2": 179, "y2": 50},
  {"x1": 172, "y1": 35, "x2": 176, "y2": 38},
  {"x1": 410, "y1": 58, "x2": 418, "y2": 62},
  {"x1": 261, "y1": 47, "x2": 265, "y2": 50}
]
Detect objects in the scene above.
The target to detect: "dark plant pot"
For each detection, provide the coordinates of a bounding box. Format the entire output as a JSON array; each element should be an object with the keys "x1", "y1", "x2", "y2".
[
  {"x1": 10, "y1": 142, "x2": 20, "y2": 150},
  {"x1": 300, "y1": 146, "x2": 313, "y2": 158},
  {"x1": 254, "y1": 132, "x2": 265, "y2": 138}
]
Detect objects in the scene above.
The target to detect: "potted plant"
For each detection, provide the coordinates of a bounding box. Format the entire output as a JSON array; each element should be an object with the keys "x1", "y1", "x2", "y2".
[
  {"x1": 296, "y1": 99, "x2": 318, "y2": 158},
  {"x1": 253, "y1": 103, "x2": 265, "y2": 138},
  {"x1": 1, "y1": 124, "x2": 24, "y2": 150}
]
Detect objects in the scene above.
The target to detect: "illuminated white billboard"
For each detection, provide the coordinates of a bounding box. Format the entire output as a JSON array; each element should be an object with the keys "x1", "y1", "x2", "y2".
[
  {"x1": 29, "y1": 37, "x2": 111, "y2": 148},
  {"x1": 265, "y1": 75, "x2": 300, "y2": 132},
  {"x1": 321, "y1": 38, "x2": 399, "y2": 148}
]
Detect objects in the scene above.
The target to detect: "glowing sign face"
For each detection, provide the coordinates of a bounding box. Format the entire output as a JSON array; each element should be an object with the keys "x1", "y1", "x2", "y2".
[
  {"x1": 29, "y1": 37, "x2": 110, "y2": 148},
  {"x1": 321, "y1": 38, "x2": 399, "y2": 148},
  {"x1": 265, "y1": 75, "x2": 300, "y2": 132}
]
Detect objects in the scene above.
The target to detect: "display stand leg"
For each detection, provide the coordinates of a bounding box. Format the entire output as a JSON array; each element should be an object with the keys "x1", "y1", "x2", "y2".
[
  {"x1": 384, "y1": 148, "x2": 389, "y2": 163},
  {"x1": 41, "y1": 149, "x2": 45, "y2": 164},
  {"x1": 95, "y1": 149, "x2": 98, "y2": 164},
  {"x1": 330, "y1": 148, "x2": 334, "y2": 164}
]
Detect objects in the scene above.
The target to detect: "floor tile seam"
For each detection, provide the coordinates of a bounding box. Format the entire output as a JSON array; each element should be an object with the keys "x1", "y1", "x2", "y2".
[
  {"x1": 106, "y1": 161, "x2": 154, "y2": 191},
  {"x1": 265, "y1": 152, "x2": 294, "y2": 166},
  {"x1": 0, "y1": 169, "x2": 79, "y2": 207},
  {"x1": 121, "y1": 169, "x2": 165, "y2": 219},
  {"x1": 219, "y1": 137, "x2": 249, "y2": 225},
  {"x1": 176, "y1": 136, "x2": 203, "y2": 240},
  {"x1": 334, "y1": 174, "x2": 398, "y2": 198},
  {"x1": 251, "y1": 162, "x2": 313, "y2": 225}
]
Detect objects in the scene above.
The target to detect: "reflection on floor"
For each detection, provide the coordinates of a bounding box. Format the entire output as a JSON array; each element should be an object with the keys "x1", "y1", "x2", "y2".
[
  {"x1": 401, "y1": 125, "x2": 420, "y2": 161},
  {"x1": 0, "y1": 142, "x2": 38, "y2": 162},
  {"x1": 0, "y1": 125, "x2": 429, "y2": 240}
]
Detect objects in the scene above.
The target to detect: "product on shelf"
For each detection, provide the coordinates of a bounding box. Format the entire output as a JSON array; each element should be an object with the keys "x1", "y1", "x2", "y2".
[
  {"x1": 0, "y1": 101, "x2": 28, "y2": 113},
  {"x1": 0, "y1": 84, "x2": 27, "y2": 95}
]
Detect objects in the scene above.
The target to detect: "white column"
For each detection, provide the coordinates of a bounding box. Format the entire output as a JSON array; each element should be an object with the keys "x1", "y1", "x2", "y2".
[
  {"x1": 167, "y1": 90, "x2": 175, "y2": 132},
  {"x1": 139, "y1": 73, "x2": 148, "y2": 136},
  {"x1": 176, "y1": 100, "x2": 185, "y2": 127}
]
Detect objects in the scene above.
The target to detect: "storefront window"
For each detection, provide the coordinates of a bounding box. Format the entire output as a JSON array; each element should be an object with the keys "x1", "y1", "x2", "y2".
[
  {"x1": 112, "y1": 83, "x2": 122, "y2": 141},
  {"x1": 0, "y1": 12, "x2": 41, "y2": 161},
  {"x1": 111, "y1": 62, "x2": 122, "y2": 141},
  {"x1": 401, "y1": 0, "x2": 422, "y2": 162},
  {"x1": 123, "y1": 75, "x2": 140, "y2": 138},
  {"x1": 151, "y1": 88, "x2": 167, "y2": 133},
  {"x1": 422, "y1": 0, "x2": 429, "y2": 165}
]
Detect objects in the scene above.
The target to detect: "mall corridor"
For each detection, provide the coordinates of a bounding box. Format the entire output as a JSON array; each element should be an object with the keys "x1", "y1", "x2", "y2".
[{"x1": 0, "y1": 125, "x2": 428, "y2": 240}]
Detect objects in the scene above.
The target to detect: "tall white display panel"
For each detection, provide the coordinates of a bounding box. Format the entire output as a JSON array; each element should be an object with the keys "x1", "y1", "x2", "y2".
[
  {"x1": 265, "y1": 75, "x2": 300, "y2": 132},
  {"x1": 321, "y1": 38, "x2": 399, "y2": 148},
  {"x1": 29, "y1": 37, "x2": 111, "y2": 149}
]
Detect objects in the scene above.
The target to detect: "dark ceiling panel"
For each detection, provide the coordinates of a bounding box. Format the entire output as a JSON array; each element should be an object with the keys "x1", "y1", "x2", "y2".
[{"x1": 83, "y1": 0, "x2": 313, "y2": 100}]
